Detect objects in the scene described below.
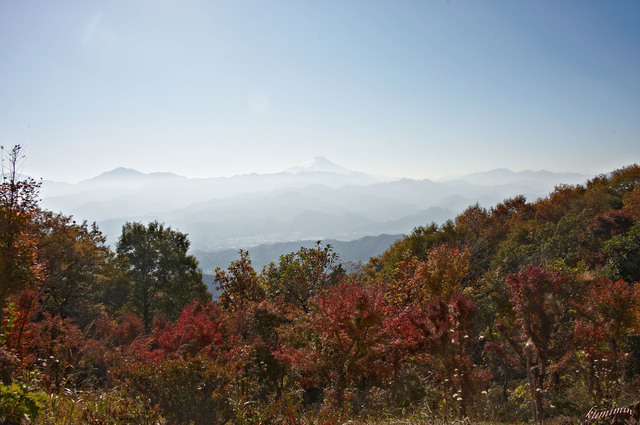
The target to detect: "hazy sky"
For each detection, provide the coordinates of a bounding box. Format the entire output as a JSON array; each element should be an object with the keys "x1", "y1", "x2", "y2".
[{"x1": 1, "y1": 1, "x2": 639, "y2": 183}]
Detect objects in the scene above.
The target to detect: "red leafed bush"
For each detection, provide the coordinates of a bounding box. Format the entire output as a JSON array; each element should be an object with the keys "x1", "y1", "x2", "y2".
[
  {"x1": 112, "y1": 300, "x2": 237, "y2": 425},
  {"x1": 95, "y1": 314, "x2": 144, "y2": 348},
  {"x1": 277, "y1": 278, "x2": 392, "y2": 410},
  {"x1": 151, "y1": 299, "x2": 227, "y2": 359}
]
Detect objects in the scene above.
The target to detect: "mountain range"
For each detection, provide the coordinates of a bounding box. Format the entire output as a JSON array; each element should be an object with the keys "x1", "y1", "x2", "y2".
[{"x1": 39, "y1": 157, "x2": 593, "y2": 273}]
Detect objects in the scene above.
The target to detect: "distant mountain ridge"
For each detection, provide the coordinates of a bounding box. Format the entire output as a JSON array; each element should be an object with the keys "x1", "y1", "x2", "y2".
[
  {"x1": 82, "y1": 167, "x2": 184, "y2": 185},
  {"x1": 41, "y1": 157, "x2": 380, "y2": 200},
  {"x1": 440, "y1": 168, "x2": 590, "y2": 188},
  {"x1": 197, "y1": 233, "x2": 405, "y2": 275},
  {"x1": 38, "y1": 158, "x2": 598, "y2": 269}
]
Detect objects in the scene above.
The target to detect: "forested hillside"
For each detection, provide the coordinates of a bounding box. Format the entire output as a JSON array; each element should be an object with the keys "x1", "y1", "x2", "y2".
[{"x1": 2, "y1": 146, "x2": 640, "y2": 424}]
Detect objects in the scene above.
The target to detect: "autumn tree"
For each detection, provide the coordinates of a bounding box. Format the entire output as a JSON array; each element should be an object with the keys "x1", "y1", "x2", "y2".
[
  {"x1": 150, "y1": 299, "x2": 228, "y2": 358},
  {"x1": 381, "y1": 243, "x2": 488, "y2": 418},
  {"x1": 389, "y1": 294, "x2": 489, "y2": 419},
  {"x1": 0, "y1": 145, "x2": 43, "y2": 324},
  {"x1": 488, "y1": 195, "x2": 535, "y2": 242},
  {"x1": 534, "y1": 184, "x2": 585, "y2": 223},
  {"x1": 500, "y1": 265, "x2": 573, "y2": 424},
  {"x1": 367, "y1": 222, "x2": 460, "y2": 280},
  {"x1": 573, "y1": 277, "x2": 640, "y2": 404},
  {"x1": 454, "y1": 204, "x2": 493, "y2": 277},
  {"x1": 116, "y1": 221, "x2": 209, "y2": 331},
  {"x1": 278, "y1": 278, "x2": 391, "y2": 411},
  {"x1": 608, "y1": 164, "x2": 640, "y2": 194},
  {"x1": 214, "y1": 251, "x2": 293, "y2": 401},
  {"x1": 623, "y1": 187, "x2": 640, "y2": 220},
  {"x1": 35, "y1": 211, "x2": 115, "y2": 329},
  {"x1": 387, "y1": 244, "x2": 471, "y2": 306},
  {"x1": 581, "y1": 208, "x2": 635, "y2": 267}
]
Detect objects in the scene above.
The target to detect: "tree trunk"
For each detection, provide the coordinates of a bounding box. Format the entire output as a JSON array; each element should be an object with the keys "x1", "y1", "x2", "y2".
[{"x1": 526, "y1": 353, "x2": 539, "y2": 425}]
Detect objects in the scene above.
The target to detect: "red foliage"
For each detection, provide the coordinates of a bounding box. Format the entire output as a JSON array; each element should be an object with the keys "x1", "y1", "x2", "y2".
[
  {"x1": 95, "y1": 314, "x2": 145, "y2": 347},
  {"x1": 387, "y1": 294, "x2": 490, "y2": 417},
  {"x1": 506, "y1": 265, "x2": 569, "y2": 359},
  {"x1": 573, "y1": 277, "x2": 640, "y2": 399},
  {"x1": 277, "y1": 278, "x2": 391, "y2": 409},
  {"x1": 499, "y1": 265, "x2": 574, "y2": 423},
  {"x1": 150, "y1": 299, "x2": 227, "y2": 359},
  {"x1": 3, "y1": 289, "x2": 40, "y2": 364}
]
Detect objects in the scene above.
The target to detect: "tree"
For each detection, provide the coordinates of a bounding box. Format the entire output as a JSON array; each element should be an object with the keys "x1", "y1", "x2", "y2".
[
  {"x1": 573, "y1": 277, "x2": 640, "y2": 404},
  {"x1": 581, "y1": 208, "x2": 634, "y2": 267},
  {"x1": 502, "y1": 265, "x2": 573, "y2": 424},
  {"x1": 623, "y1": 187, "x2": 640, "y2": 220},
  {"x1": 389, "y1": 294, "x2": 489, "y2": 419},
  {"x1": 387, "y1": 244, "x2": 470, "y2": 306},
  {"x1": 278, "y1": 278, "x2": 391, "y2": 410},
  {"x1": 608, "y1": 164, "x2": 640, "y2": 194},
  {"x1": 263, "y1": 242, "x2": 343, "y2": 313},
  {"x1": 0, "y1": 145, "x2": 43, "y2": 324},
  {"x1": 35, "y1": 211, "x2": 115, "y2": 329},
  {"x1": 604, "y1": 221, "x2": 640, "y2": 283},
  {"x1": 213, "y1": 250, "x2": 264, "y2": 312},
  {"x1": 116, "y1": 221, "x2": 208, "y2": 332}
]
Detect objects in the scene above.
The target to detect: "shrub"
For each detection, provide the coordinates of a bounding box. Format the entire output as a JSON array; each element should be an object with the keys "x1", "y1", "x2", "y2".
[{"x1": 116, "y1": 353, "x2": 234, "y2": 425}]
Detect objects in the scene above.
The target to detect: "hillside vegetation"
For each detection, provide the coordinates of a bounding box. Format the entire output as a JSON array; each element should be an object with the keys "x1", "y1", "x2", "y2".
[{"x1": 2, "y1": 146, "x2": 640, "y2": 424}]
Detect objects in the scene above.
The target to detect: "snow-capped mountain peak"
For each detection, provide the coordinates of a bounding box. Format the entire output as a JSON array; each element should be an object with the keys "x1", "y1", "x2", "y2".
[{"x1": 285, "y1": 157, "x2": 352, "y2": 175}]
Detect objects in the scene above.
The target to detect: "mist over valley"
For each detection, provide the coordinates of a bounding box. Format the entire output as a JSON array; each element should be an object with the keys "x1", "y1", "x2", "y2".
[{"x1": 39, "y1": 157, "x2": 592, "y2": 273}]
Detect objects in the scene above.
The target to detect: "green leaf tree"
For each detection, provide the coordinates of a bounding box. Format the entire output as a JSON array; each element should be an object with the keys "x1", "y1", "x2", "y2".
[
  {"x1": 116, "y1": 221, "x2": 208, "y2": 331},
  {"x1": 213, "y1": 250, "x2": 264, "y2": 313},
  {"x1": 604, "y1": 221, "x2": 640, "y2": 283},
  {"x1": 263, "y1": 242, "x2": 343, "y2": 313}
]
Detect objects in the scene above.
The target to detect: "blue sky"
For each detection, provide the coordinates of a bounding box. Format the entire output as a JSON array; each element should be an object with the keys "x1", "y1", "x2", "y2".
[{"x1": 1, "y1": 1, "x2": 639, "y2": 182}]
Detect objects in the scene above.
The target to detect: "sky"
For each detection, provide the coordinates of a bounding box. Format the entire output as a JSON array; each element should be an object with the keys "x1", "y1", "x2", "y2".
[{"x1": 1, "y1": 1, "x2": 639, "y2": 183}]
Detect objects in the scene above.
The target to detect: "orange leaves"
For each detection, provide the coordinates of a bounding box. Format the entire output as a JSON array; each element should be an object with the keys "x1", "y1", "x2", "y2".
[
  {"x1": 3, "y1": 289, "x2": 40, "y2": 363},
  {"x1": 0, "y1": 154, "x2": 44, "y2": 318},
  {"x1": 420, "y1": 244, "x2": 471, "y2": 300},
  {"x1": 623, "y1": 187, "x2": 640, "y2": 220},
  {"x1": 388, "y1": 244, "x2": 471, "y2": 306}
]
